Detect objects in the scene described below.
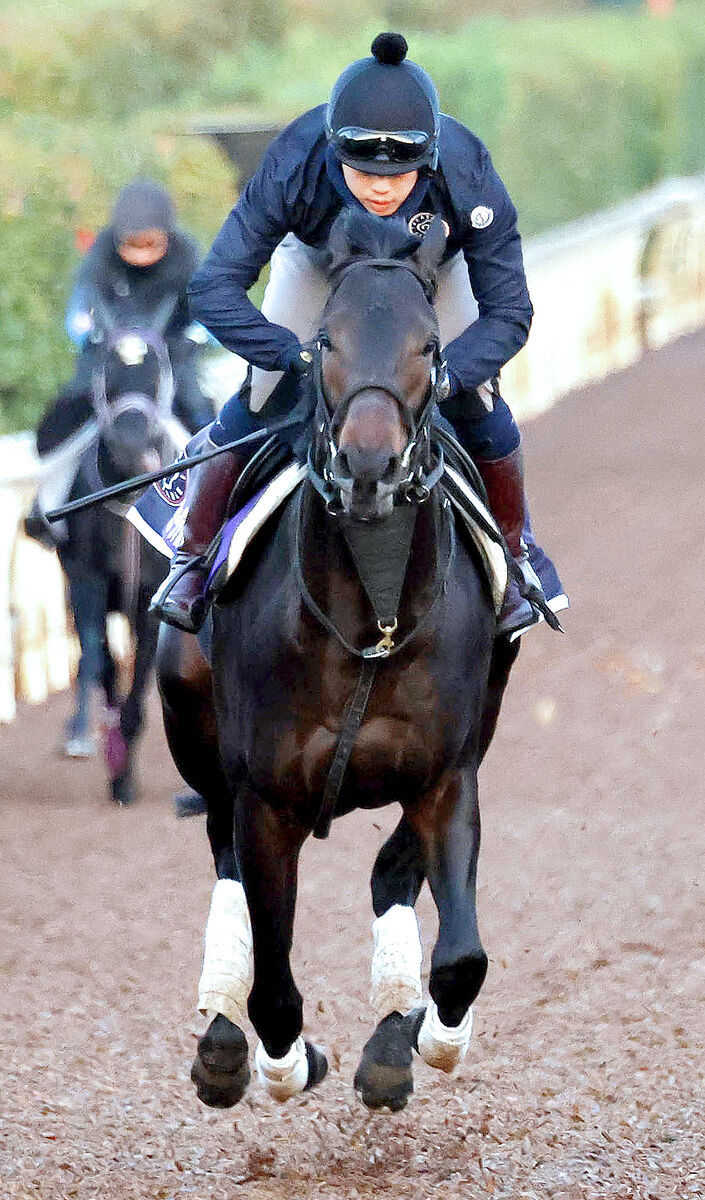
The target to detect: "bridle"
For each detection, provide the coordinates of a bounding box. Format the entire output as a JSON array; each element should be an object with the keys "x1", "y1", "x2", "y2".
[
  {"x1": 307, "y1": 256, "x2": 451, "y2": 515},
  {"x1": 91, "y1": 327, "x2": 175, "y2": 435}
]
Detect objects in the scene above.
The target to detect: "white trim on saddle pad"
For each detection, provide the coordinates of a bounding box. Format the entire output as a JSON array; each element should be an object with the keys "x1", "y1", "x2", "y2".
[
  {"x1": 214, "y1": 461, "x2": 507, "y2": 611},
  {"x1": 443, "y1": 465, "x2": 508, "y2": 612},
  {"x1": 226, "y1": 462, "x2": 307, "y2": 578}
]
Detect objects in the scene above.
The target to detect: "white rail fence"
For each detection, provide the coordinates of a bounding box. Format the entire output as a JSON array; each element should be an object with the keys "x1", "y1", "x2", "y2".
[{"x1": 2, "y1": 174, "x2": 705, "y2": 722}]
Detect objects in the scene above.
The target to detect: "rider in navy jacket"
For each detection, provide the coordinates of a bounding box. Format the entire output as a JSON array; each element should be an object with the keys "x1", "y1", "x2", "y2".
[
  {"x1": 153, "y1": 33, "x2": 566, "y2": 637},
  {"x1": 188, "y1": 105, "x2": 533, "y2": 394}
]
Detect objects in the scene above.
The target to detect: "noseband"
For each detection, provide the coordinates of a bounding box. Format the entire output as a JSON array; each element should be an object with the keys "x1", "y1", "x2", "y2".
[{"x1": 307, "y1": 257, "x2": 450, "y2": 513}]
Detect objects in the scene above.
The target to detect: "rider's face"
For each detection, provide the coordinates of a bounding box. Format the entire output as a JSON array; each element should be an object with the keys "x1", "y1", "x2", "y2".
[
  {"x1": 342, "y1": 165, "x2": 418, "y2": 217},
  {"x1": 118, "y1": 228, "x2": 169, "y2": 267}
]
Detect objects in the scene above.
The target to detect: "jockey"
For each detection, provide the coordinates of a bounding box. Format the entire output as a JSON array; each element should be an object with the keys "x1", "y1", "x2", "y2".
[
  {"x1": 153, "y1": 33, "x2": 568, "y2": 637},
  {"x1": 36, "y1": 179, "x2": 214, "y2": 457}
]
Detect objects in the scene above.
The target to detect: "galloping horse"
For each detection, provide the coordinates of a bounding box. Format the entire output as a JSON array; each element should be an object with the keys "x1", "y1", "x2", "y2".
[
  {"x1": 57, "y1": 326, "x2": 190, "y2": 804},
  {"x1": 157, "y1": 211, "x2": 519, "y2": 1111}
]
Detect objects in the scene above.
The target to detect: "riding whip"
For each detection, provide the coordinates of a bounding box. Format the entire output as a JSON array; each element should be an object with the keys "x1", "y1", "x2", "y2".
[{"x1": 44, "y1": 404, "x2": 310, "y2": 523}]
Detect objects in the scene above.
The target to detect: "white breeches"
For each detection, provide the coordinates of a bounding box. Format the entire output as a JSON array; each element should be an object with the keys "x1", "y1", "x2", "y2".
[{"x1": 248, "y1": 233, "x2": 480, "y2": 412}]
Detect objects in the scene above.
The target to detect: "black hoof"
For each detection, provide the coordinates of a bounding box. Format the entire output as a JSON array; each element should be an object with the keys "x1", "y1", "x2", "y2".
[
  {"x1": 111, "y1": 772, "x2": 135, "y2": 807},
  {"x1": 304, "y1": 1041, "x2": 328, "y2": 1091},
  {"x1": 354, "y1": 1012, "x2": 414, "y2": 1112},
  {"x1": 174, "y1": 790, "x2": 208, "y2": 818},
  {"x1": 192, "y1": 1014, "x2": 250, "y2": 1108}
]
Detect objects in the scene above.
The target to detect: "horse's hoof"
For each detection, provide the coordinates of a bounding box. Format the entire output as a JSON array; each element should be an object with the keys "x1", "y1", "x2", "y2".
[
  {"x1": 192, "y1": 1014, "x2": 250, "y2": 1108},
  {"x1": 62, "y1": 734, "x2": 97, "y2": 759},
  {"x1": 304, "y1": 1041, "x2": 328, "y2": 1091},
  {"x1": 354, "y1": 1012, "x2": 414, "y2": 1112},
  {"x1": 111, "y1": 773, "x2": 135, "y2": 807},
  {"x1": 174, "y1": 791, "x2": 208, "y2": 818}
]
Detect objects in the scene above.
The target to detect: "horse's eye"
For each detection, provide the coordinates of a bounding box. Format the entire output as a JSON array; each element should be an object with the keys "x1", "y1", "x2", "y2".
[
  {"x1": 422, "y1": 340, "x2": 437, "y2": 356},
  {"x1": 318, "y1": 333, "x2": 332, "y2": 351}
]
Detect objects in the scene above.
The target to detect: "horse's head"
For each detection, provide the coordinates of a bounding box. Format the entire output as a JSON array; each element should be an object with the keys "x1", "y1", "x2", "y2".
[
  {"x1": 312, "y1": 210, "x2": 449, "y2": 521},
  {"x1": 91, "y1": 328, "x2": 176, "y2": 481}
]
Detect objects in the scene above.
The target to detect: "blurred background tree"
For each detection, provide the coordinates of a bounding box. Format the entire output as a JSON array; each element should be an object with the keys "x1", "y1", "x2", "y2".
[{"x1": 0, "y1": 0, "x2": 701, "y2": 430}]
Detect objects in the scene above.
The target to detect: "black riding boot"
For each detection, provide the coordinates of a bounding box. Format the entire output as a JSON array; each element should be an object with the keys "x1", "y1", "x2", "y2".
[
  {"x1": 150, "y1": 436, "x2": 244, "y2": 633},
  {"x1": 475, "y1": 445, "x2": 544, "y2": 639}
]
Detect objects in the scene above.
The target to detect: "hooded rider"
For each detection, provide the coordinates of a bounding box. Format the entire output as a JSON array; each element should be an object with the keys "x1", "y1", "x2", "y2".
[
  {"x1": 36, "y1": 179, "x2": 214, "y2": 457},
  {"x1": 153, "y1": 33, "x2": 568, "y2": 637}
]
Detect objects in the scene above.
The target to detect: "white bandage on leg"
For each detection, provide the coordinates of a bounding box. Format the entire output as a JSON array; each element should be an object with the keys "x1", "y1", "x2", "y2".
[
  {"x1": 255, "y1": 1036, "x2": 309, "y2": 1101},
  {"x1": 370, "y1": 904, "x2": 423, "y2": 1019},
  {"x1": 197, "y1": 879, "x2": 254, "y2": 1027},
  {"x1": 417, "y1": 999, "x2": 474, "y2": 1074}
]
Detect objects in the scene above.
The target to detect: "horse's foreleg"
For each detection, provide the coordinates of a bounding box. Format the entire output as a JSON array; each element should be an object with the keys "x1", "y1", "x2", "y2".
[
  {"x1": 119, "y1": 591, "x2": 158, "y2": 744},
  {"x1": 157, "y1": 625, "x2": 251, "y2": 1107},
  {"x1": 405, "y1": 769, "x2": 487, "y2": 1074},
  {"x1": 235, "y1": 783, "x2": 327, "y2": 1100},
  {"x1": 354, "y1": 817, "x2": 427, "y2": 1111}
]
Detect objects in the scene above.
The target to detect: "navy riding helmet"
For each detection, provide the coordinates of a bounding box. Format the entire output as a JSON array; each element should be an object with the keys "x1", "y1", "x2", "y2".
[{"x1": 327, "y1": 33, "x2": 440, "y2": 175}]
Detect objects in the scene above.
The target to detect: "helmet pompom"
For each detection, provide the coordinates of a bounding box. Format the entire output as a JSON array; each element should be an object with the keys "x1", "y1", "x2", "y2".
[{"x1": 371, "y1": 32, "x2": 408, "y2": 66}]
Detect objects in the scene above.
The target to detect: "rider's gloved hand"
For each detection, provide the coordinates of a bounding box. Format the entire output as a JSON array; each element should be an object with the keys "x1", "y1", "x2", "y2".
[{"x1": 281, "y1": 342, "x2": 314, "y2": 376}]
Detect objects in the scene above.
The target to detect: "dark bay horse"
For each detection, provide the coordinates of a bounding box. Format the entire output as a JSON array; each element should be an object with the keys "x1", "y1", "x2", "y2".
[
  {"x1": 58, "y1": 328, "x2": 190, "y2": 804},
  {"x1": 157, "y1": 211, "x2": 518, "y2": 1110}
]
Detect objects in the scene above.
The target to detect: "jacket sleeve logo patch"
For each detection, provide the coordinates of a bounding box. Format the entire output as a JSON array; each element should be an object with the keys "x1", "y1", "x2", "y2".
[
  {"x1": 470, "y1": 206, "x2": 494, "y2": 230},
  {"x1": 408, "y1": 212, "x2": 451, "y2": 238}
]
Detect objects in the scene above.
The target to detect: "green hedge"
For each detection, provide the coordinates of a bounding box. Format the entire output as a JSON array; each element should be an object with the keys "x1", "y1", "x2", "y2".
[{"x1": 1, "y1": 0, "x2": 704, "y2": 430}]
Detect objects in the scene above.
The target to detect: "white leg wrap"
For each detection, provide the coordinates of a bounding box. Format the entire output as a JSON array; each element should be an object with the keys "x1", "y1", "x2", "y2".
[
  {"x1": 197, "y1": 880, "x2": 254, "y2": 1027},
  {"x1": 369, "y1": 904, "x2": 423, "y2": 1019},
  {"x1": 417, "y1": 1000, "x2": 474, "y2": 1074},
  {"x1": 255, "y1": 1036, "x2": 309, "y2": 1101}
]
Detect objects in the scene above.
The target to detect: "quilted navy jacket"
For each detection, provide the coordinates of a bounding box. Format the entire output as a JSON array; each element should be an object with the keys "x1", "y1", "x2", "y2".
[{"x1": 189, "y1": 105, "x2": 533, "y2": 393}]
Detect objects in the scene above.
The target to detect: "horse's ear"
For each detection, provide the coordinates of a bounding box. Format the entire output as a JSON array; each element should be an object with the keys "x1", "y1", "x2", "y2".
[
  {"x1": 326, "y1": 211, "x2": 355, "y2": 274},
  {"x1": 413, "y1": 216, "x2": 447, "y2": 282}
]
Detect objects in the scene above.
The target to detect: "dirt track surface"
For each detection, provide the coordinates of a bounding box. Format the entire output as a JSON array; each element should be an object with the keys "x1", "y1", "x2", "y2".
[{"x1": 2, "y1": 332, "x2": 704, "y2": 1199}]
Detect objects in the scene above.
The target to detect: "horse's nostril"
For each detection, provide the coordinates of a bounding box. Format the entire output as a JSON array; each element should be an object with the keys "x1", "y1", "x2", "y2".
[{"x1": 336, "y1": 451, "x2": 350, "y2": 476}]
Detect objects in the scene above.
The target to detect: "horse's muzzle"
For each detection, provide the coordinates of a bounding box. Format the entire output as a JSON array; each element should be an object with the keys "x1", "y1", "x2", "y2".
[{"x1": 329, "y1": 448, "x2": 408, "y2": 520}]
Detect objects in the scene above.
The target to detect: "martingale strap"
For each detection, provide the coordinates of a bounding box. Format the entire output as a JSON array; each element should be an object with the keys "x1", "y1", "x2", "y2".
[{"x1": 312, "y1": 658, "x2": 378, "y2": 840}]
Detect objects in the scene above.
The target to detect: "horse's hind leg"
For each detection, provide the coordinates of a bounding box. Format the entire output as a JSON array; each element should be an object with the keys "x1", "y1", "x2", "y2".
[
  {"x1": 406, "y1": 769, "x2": 487, "y2": 1074},
  {"x1": 355, "y1": 816, "x2": 426, "y2": 1111},
  {"x1": 234, "y1": 781, "x2": 327, "y2": 1100},
  {"x1": 157, "y1": 625, "x2": 251, "y2": 1106}
]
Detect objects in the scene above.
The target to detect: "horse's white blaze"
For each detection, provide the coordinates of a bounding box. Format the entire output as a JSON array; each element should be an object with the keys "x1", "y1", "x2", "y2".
[
  {"x1": 197, "y1": 879, "x2": 254, "y2": 1027},
  {"x1": 417, "y1": 1000, "x2": 474, "y2": 1074},
  {"x1": 370, "y1": 904, "x2": 423, "y2": 1019},
  {"x1": 255, "y1": 1036, "x2": 309, "y2": 1101}
]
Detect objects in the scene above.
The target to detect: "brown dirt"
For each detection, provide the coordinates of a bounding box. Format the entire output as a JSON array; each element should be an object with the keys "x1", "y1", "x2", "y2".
[{"x1": 1, "y1": 331, "x2": 704, "y2": 1199}]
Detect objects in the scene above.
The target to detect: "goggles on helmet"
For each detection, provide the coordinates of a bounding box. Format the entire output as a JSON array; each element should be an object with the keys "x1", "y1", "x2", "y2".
[{"x1": 331, "y1": 126, "x2": 435, "y2": 166}]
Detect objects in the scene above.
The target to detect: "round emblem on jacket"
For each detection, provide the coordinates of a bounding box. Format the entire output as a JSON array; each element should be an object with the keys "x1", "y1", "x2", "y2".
[
  {"x1": 470, "y1": 206, "x2": 494, "y2": 230},
  {"x1": 408, "y1": 212, "x2": 450, "y2": 238},
  {"x1": 155, "y1": 469, "x2": 187, "y2": 507}
]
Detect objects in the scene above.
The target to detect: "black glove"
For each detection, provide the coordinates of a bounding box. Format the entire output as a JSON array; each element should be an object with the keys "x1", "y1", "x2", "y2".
[{"x1": 281, "y1": 343, "x2": 314, "y2": 376}]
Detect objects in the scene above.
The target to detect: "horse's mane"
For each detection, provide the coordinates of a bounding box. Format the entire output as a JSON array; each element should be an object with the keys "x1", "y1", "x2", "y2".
[{"x1": 324, "y1": 209, "x2": 444, "y2": 294}]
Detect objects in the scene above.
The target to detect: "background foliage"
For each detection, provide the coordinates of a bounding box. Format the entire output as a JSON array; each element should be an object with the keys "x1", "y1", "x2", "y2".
[{"x1": 0, "y1": 0, "x2": 703, "y2": 430}]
